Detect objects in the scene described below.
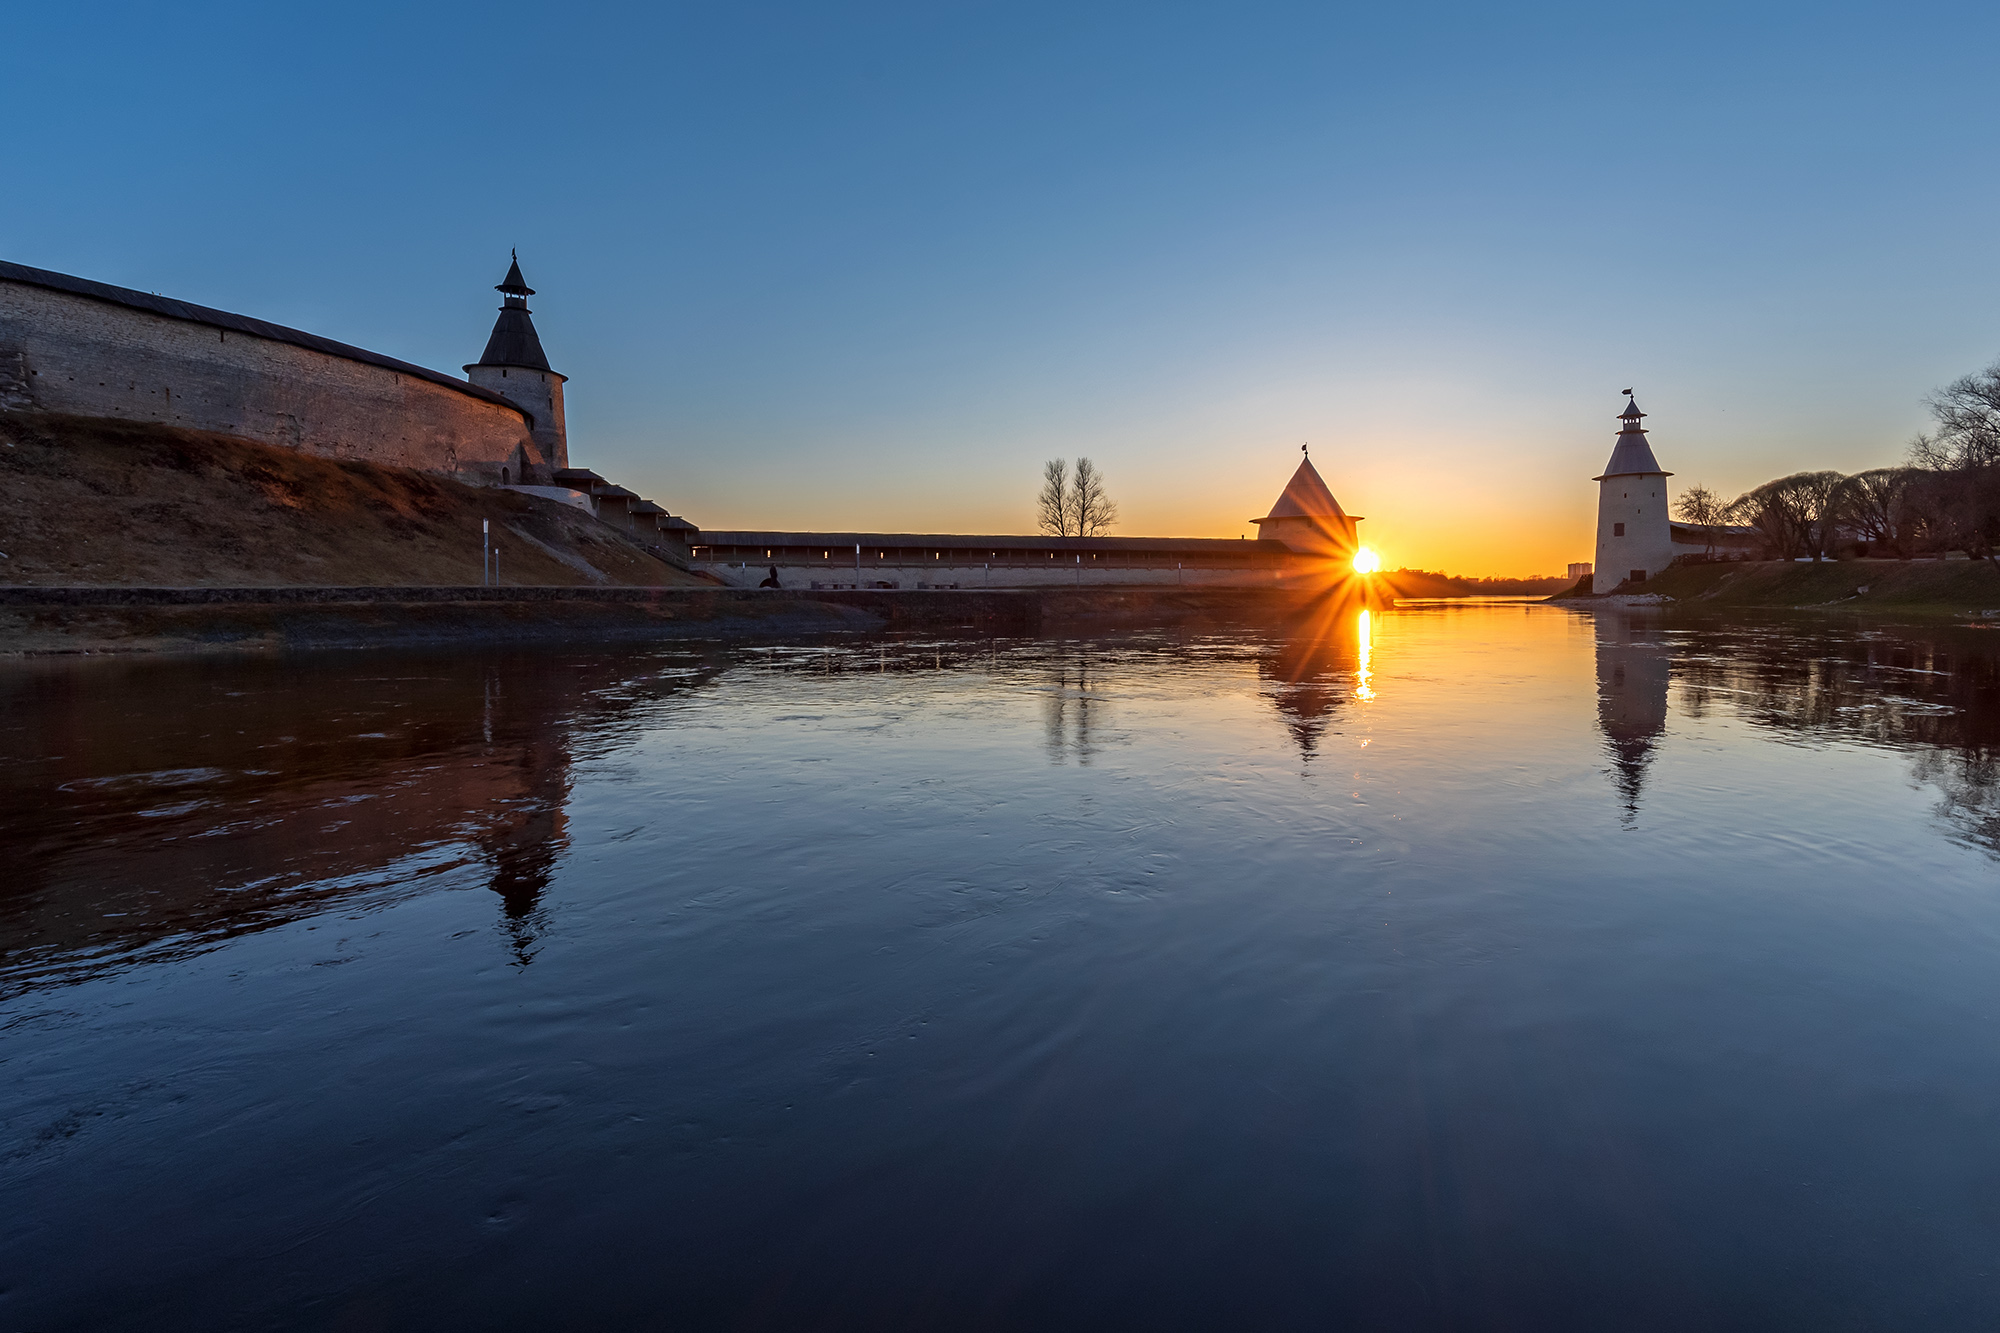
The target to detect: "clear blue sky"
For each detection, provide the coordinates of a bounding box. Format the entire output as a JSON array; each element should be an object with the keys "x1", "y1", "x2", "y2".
[{"x1": 7, "y1": 0, "x2": 1997, "y2": 573}]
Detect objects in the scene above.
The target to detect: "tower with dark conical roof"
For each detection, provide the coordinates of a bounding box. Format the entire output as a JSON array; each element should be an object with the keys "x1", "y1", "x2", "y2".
[
  {"x1": 1251, "y1": 451, "x2": 1363, "y2": 557},
  {"x1": 1592, "y1": 393, "x2": 1673, "y2": 593},
  {"x1": 465, "y1": 252, "x2": 568, "y2": 478}
]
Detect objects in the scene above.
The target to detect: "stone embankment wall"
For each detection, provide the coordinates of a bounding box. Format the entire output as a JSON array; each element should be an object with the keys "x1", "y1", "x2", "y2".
[{"x1": 0, "y1": 266, "x2": 544, "y2": 484}]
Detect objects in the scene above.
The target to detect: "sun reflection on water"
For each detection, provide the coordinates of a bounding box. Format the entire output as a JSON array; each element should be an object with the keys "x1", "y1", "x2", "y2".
[{"x1": 1354, "y1": 609, "x2": 1376, "y2": 702}]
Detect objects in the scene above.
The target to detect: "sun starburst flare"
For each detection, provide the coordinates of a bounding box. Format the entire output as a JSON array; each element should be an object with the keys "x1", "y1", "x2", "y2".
[{"x1": 1351, "y1": 546, "x2": 1381, "y2": 575}]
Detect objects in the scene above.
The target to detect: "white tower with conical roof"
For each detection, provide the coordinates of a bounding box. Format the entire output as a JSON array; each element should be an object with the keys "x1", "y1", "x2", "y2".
[{"x1": 1592, "y1": 394, "x2": 1674, "y2": 593}]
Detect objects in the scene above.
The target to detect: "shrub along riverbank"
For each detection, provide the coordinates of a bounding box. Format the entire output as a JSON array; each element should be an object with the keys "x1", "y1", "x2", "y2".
[{"x1": 1560, "y1": 559, "x2": 2000, "y2": 614}]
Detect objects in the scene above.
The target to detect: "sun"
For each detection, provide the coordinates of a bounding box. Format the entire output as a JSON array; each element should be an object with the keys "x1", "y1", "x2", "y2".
[{"x1": 1351, "y1": 546, "x2": 1381, "y2": 575}]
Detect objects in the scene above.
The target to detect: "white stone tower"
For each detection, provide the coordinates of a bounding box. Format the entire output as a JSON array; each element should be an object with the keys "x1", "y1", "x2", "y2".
[
  {"x1": 465, "y1": 252, "x2": 568, "y2": 479},
  {"x1": 1592, "y1": 393, "x2": 1674, "y2": 593}
]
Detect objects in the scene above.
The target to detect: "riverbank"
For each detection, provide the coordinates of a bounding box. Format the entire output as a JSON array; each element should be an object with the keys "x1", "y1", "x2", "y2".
[
  {"x1": 1553, "y1": 559, "x2": 2000, "y2": 616},
  {"x1": 0, "y1": 584, "x2": 1333, "y2": 655},
  {"x1": 0, "y1": 412, "x2": 703, "y2": 588}
]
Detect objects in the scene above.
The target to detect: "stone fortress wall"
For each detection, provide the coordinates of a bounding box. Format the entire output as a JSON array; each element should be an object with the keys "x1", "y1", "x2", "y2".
[
  {"x1": 0, "y1": 257, "x2": 1371, "y2": 585},
  {"x1": 700, "y1": 557, "x2": 1306, "y2": 590},
  {"x1": 689, "y1": 533, "x2": 1309, "y2": 590},
  {"x1": 0, "y1": 262, "x2": 550, "y2": 485}
]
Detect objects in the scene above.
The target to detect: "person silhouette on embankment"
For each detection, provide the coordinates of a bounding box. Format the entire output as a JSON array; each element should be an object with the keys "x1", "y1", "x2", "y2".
[{"x1": 758, "y1": 566, "x2": 781, "y2": 589}]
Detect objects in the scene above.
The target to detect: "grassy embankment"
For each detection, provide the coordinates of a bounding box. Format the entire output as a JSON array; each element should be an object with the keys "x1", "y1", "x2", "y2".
[
  {"x1": 0, "y1": 412, "x2": 706, "y2": 588},
  {"x1": 1566, "y1": 559, "x2": 2000, "y2": 615}
]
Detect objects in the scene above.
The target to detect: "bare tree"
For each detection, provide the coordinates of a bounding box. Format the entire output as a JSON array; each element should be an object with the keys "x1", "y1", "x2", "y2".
[
  {"x1": 1897, "y1": 468, "x2": 1956, "y2": 556},
  {"x1": 1671, "y1": 483, "x2": 1729, "y2": 556},
  {"x1": 1908, "y1": 361, "x2": 2000, "y2": 560},
  {"x1": 1038, "y1": 458, "x2": 1072, "y2": 537},
  {"x1": 1067, "y1": 456, "x2": 1120, "y2": 537},
  {"x1": 1836, "y1": 468, "x2": 1918, "y2": 558},
  {"x1": 1920, "y1": 362, "x2": 2000, "y2": 471},
  {"x1": 1731, "y1": 471, "x2": 1846, "y2": 561}
]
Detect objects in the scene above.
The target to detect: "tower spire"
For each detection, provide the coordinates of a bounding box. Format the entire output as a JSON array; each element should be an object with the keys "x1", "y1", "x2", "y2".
[
  {"x1": 475, "y1": 253, "x2": 551, "y2": 371},
  {"x1": 1619, "y1": 392, "x2": 1646, "y2": 431},
  {"x1": 496, "y1": 249, "x2": 535, "y2": 304}
]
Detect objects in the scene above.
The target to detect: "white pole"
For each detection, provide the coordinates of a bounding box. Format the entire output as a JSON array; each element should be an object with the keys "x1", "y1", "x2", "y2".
[{"x1": 482, "y1": 518, "x2": 489, "y2": 586}]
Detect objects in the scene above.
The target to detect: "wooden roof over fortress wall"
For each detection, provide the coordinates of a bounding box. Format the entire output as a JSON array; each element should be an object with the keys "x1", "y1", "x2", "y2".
[
  {"x1": 0, "y1": 259, "x2": 531, "y2": 423},
  {"x1": 693, "y1": 531, "x2": 1293, "y2": 557}
]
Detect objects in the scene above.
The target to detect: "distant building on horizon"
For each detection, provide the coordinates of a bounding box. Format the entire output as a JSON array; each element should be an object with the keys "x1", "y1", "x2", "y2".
[{"x1": 1592, "y1": 395, "x2": 1675, "y2": 593}]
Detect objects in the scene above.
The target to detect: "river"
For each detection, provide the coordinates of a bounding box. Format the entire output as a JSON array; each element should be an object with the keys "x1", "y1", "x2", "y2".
[{"x1": 5, "y1": 603, "x2": 1999, "y2": 1329}]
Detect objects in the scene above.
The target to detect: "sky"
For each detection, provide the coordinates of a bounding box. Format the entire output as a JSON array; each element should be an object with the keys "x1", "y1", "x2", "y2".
[{"x1": 6, "y1": 1, "x2": 1999, "y2": 576}]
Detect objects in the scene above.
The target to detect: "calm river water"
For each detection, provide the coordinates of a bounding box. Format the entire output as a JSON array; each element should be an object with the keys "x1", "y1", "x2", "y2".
[{"x1": 6, "y1": 603, "x2": 2000, "y2": 1330}]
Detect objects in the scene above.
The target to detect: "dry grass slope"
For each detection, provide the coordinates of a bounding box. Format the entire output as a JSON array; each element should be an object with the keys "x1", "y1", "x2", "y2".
[{"x1": 0, "y1": 413, "x2": 706, "y2": 588}]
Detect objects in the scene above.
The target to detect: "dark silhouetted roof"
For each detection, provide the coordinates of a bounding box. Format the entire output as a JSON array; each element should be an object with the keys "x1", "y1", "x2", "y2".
[
  {"x1": 497, "y1": 253, "x2": 535, "y2": 297},
  {"x1": 0, "y1": 258, "x2": 530, "y2": 419},
  {"x1": 1620, "y1": 396, "x2": 1646, "y2": 419},
  {"x1": 474, "y1": 305, "x2": 552, "y2": 371}
]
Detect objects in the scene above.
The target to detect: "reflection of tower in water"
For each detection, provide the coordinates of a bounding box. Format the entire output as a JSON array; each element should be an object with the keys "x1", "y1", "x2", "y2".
[
  {"x1": 1595, "y1": 614, "x2": 1671, "y2": 819},
  {"x1": 1262, "y1": 603, "x2": 1370, "y2": 762},
  {"x1": 478, "y1": 725, "x2": 573, "y2": 967}
]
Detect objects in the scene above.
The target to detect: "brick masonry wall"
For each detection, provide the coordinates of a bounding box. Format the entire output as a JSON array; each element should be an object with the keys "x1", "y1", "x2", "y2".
[
  {"x1": 466, "y1": 363, "x2": 566, "y2": 469},
  {"x1": 0, "y1": 280, "x2": 544, "y2": 482}
]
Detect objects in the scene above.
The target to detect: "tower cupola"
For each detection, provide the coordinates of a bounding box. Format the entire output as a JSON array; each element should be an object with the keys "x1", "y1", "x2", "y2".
[
  {"x1": 465, "y1": 250, "x2": 568, "y2": 476},
  {"x1": 498, "y1": 255, "x2": 534, "y2": 300}
]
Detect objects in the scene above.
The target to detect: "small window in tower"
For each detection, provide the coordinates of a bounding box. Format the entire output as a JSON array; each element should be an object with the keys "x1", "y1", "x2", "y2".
[
  {"x1": 1631, "y1": 569, "x2": 1647, "y2": 582},
  {"x1": 1614, "y1": 523, "x2": 1625, "y2": 537}
]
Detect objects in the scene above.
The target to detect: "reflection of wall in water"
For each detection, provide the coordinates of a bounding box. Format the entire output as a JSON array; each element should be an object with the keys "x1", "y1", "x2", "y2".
[
  {"x1": 0, "y1": 654, "x2": 711, "y2": 984},
  {"x1": 1595, "y1": 613, "x2": 1671, "y2": 816}
]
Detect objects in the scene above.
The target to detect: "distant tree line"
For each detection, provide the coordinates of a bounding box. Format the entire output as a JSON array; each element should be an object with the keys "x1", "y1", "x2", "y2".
[
  {"x1": 1386, "y1": 570, "x2": 1576, "y2": 597},
  {"x1": 1037, "y1": 457, "x2": 1120, "y2": 537},
  {"x1": 1674, "y1": 359, "x2": 2000, "y2": 561}
]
